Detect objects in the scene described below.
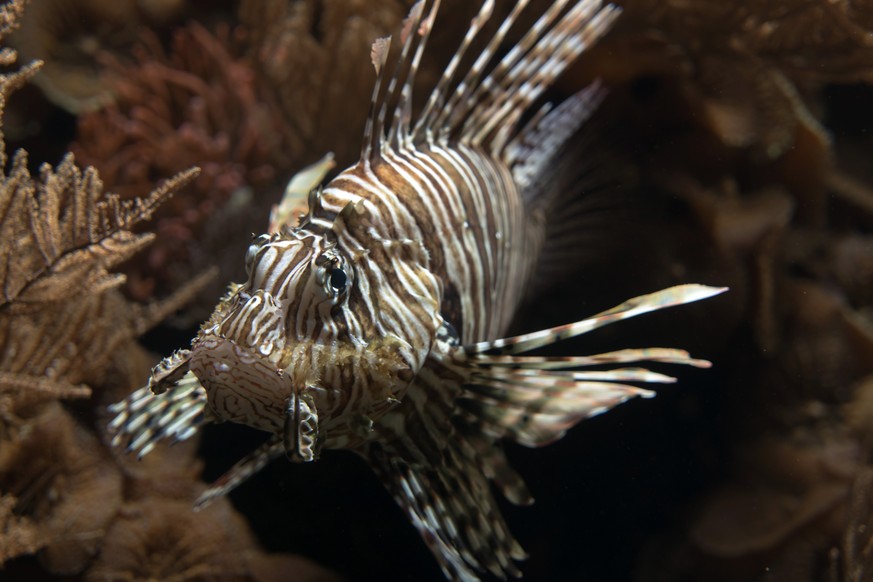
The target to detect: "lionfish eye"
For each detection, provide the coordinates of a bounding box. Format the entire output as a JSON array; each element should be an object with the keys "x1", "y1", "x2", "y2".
[
  {"x1": 317, "y1": 251, "x2": 351, "y2": 297},
  {"x1": 329, "y1": 267, "x2": 347, "y2": 292}
]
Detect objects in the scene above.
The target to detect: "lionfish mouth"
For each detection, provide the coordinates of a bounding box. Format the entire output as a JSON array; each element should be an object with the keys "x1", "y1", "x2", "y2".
[
  {"x1": 186, "y1": 288, "x2": 291, "y2": 433},
  {"x1": 191, "y1": 290, "x2": 323, "y2": 462},
  {"x1": 190, "y1": 333, "x2": 291, "y2": 434}
]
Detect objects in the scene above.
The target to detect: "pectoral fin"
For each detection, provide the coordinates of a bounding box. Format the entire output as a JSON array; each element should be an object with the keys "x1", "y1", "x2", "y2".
[
  {"x1": 452, "y1": 284, "x2": 728, "y2": 447},
  {"x1": 368, "y1": 432, "x2": 526, "y2": 582},
  {"x1": 107, "y1": 371, "x2": 211, "y2": 459},
  {"x1": 194, "y1": 434, "x2": 284, "y2": 510}
]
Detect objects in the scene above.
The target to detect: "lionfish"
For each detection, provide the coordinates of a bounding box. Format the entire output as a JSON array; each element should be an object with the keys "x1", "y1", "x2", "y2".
[{"x1": 109, "y1": 1, "x2": 726, "y2": 580}]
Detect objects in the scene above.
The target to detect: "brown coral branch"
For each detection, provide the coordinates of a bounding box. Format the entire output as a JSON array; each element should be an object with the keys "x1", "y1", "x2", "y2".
[
  {"x1": 0, "y1": 153, "x2": 199, "y2": 309},
  {"x1": 0, "y1": 494, "x2": 43, "y2": 566},
  {"x1": 132, "y1": 266, "x2": 219, "y2": 335},
  {"x1": 73, "y1": 23, "x2": 280, "y2": 307},
  {"x1": 0, "y1": 404, "x2": 123, "y2": 574},
  {"x1": 0, "y1": 371, "x2": 90, "y2": 399},
  {"x1": 0, "y1": 0, "x2": 203, "y2": 432}
]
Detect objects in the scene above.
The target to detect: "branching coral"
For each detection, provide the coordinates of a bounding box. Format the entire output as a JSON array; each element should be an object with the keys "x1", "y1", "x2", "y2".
[
  {"x1": 0, "y1": 13, "x2": 196, "y2": 556},
  {"x1": 86, "y1": 495, "x2": 340, "y2": 582},
  {"x1": 72, "y1": 0, "x2": 412, "y2": 311},
  {"x1": 0, "y1": 145, "x2": 200, "y2": 432},
  {"x1": 72, "y1": 22, "x2": 273, "y2": 306},
  {"x1": 0, "y1": 403, "x2": 123, "y2": 574},
  {"x1": 0, "y1": 0, "x2": 202, "y2": 439},
  {"x1": 0, "y1": 2, "x2": 340, "y2": 579}
]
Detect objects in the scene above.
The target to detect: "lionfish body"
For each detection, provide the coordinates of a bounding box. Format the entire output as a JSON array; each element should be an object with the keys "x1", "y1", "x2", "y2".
[{"x1": 110, "y1": 1, "x2": 725, "y2": 580}]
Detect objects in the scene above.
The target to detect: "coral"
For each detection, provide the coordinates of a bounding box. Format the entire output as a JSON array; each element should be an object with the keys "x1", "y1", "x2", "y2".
[
  {"x1": 0, "y1": 2, "x2": 338, "y2": 580},
  {"x1": 0, "y1": 494, "x2": 42, "y2": 565},
  {"x1": 0, "y1": 0, "x2": 202, "y2": 440},
  {"x1": 86, "y1": 496, "x2": 260, "y2": 581},
  {"x1": 72, "y1": 22, "x2": 276, "y2": 307},
  {"x1": 86, "y1": 496, "x2": 340, "y2": 582},
  {"x1": 4, "y1": 0, "x2": 873, "y2": 580},
  {"x1": 7, "y1": 0, "x2": 185, "y2": 114},
  {"x1": 72, "y1": 0, "x2": 412, "y2": 313},
  {"x1": 238, "y1": 0, "x2": 407, "y2": 168},
  {"x1": 0, "y1": 403, "x2": 123, "y2": 574},
  {"x1": 0, "y1": 143, "x2": 200, "y2": 433}
]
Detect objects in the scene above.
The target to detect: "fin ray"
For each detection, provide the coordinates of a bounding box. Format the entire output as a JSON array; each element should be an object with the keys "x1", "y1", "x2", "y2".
[
  {"x1": 361, "y1": 36, "x2": 393, "y2": 163},
  {"x1": 465, "y1": 284, "x2": 728, "y2": 355},
  {"x1": 508, "y1": 82, "x2": 605, "y2": 193},
  {"x1": 463, "y1": 1, "x2": 620, "y2": 152},
  {"x1": 459, "y1": 375, "x2": 653, "y2": 447},
  {"x1": 369, "y1": 434, "x2": 525, "y2": 581},
  {"x1": 445, "y1": 285, "x2": 728, "y2": 448},
  {"x1": 194, "y1": 435, "x2": 284, "y2": 510},
  {"x1": 413, "y1": 0, "x2": 497, "y2": 141},
  {"x1": 107, "y1": 371, "x2": 210, "y2": 459}
]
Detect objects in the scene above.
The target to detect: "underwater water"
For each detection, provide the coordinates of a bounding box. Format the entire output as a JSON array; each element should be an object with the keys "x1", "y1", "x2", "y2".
[{"x1": 3, "y1": 1, "x2": 873, "y2": 581}]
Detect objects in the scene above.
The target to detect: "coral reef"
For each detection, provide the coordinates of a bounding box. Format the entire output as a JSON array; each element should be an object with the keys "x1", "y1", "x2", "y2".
[
  {"x1": 0, "y1": 1, "x2": 338, "y2": 580},
  {"x1": 0, "y1": 403, "x2": 123, "y2": 574},
  {"x1": 7, "y1": 0, "x2": 185, "y2": 114},
  {"x1": 87, "y1": 496, "x2": 337, "y2": 582},
  {"x1": 3, "y1": 0, "x2": 873, "y2": 580},
  {"x1": 72, "y1": 0, "x2": 411, "y2": 317},
  {"x1": 72, "y1": 21, "x2": 279, "y2": 308}
]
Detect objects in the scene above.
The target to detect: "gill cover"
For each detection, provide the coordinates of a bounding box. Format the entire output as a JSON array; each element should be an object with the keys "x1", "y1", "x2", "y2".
[{"x1": 331, "y1": 196, "x2": 444, "y2": 378}]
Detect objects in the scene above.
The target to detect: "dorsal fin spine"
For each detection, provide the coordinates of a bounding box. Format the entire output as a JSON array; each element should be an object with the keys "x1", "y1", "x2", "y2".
[
  {"x1": 381, "y1": 1, "x2": 426, "y2": 152},
  {"x1": 465, "y1": 0, "x2": 614, "y2": 151},
  {"x1": 440, "y1": 0, "x2": 569, "y2": 140},
  {"x1": 431, "y1": 0, "x2": 534, "y2": 142},
  {"x1": 364, "y1": 1, "x2": 619, "y2": 163},
  {"x1": 361, "y1": 36, "x2": 393, "y2": 166},
  {"x1": 413, "y1": 0, "x2": 496, "y2": 144},
  {"x1": 389, "y1": 0, "x2": 441, "y2": 151}
]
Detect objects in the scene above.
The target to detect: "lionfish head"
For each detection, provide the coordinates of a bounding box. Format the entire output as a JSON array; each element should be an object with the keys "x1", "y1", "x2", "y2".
[{"x1": 189, "y1": 195, "x2": 443, "y2": 460}]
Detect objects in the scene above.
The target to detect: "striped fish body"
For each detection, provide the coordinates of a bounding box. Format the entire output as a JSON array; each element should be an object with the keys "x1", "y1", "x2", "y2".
[
  {"x1": 109, "y1": 2, "x2": 727, "y2": 580},
  {"x1": 191, "y1": 143, "x2": 531, "y2": 450},
  {"x1": 322, "y1": 143, "x2": 534, "y2": 345}
]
